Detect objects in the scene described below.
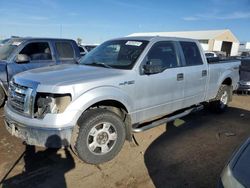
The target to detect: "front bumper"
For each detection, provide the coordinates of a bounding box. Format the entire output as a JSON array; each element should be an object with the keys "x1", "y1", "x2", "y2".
[{"x1": 4, "y1": 104, "x2": 78, "y2": 148}]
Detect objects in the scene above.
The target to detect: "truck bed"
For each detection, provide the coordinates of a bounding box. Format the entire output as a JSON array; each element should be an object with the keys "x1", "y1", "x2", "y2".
[{"x1": 206, "y1": 59, "x2": 240, "y2": 100}]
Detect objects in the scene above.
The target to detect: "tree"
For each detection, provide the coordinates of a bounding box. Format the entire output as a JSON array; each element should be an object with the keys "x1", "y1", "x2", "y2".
[{"x1": 76, "y1": 38, "x2": 82, "y2": 45}]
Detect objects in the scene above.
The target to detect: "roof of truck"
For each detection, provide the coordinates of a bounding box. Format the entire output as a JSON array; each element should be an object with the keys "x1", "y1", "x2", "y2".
[
  {"x1": 113, "y1": 35, "x2": 198, "y2": 42},
  {"x1": 9, "y1": 37, "x2": 75, "y2": 42}
]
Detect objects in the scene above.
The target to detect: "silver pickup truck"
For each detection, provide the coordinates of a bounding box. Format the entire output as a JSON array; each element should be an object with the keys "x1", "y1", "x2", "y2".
[{"x1": 4, "y1": 36, "x2": 240, "y2": 164}]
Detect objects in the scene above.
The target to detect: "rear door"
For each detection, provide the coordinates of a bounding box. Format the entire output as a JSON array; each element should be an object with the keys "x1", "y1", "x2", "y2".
[
  {"x1": 7, "y1": 41, "x2": 56, "y2": 81},
  {"x1": 179, "y1": 41, "x2": 208, "y2": 107},
  {"x1": 134, "y1": 41, "x2": 186, "y2": 122}
]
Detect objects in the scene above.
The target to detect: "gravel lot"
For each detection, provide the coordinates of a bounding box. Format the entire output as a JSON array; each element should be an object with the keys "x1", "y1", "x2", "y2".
[{"x1": 0, "y1": 95, "x2": 250, "y2": 188}]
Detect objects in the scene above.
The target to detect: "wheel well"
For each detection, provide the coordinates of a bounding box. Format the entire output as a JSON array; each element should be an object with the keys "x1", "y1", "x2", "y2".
[
  {"x1": 222, "y1": 78, "x2": 232, "y2": 86},
  {"x1": 88, "y1": 100, "x2": 128, "y2": 114},
  {"x1": 87, "y1": 100, "x2": 132, "y2": 141}
]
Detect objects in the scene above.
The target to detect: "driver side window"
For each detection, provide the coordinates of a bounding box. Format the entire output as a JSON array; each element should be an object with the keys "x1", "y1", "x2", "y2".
[
  {"x1": 147, "y1": 41, "x2": 179, "y2": 69},
  {"x1": 19, "y1": 42, "x2": 52, "y2": 61}
]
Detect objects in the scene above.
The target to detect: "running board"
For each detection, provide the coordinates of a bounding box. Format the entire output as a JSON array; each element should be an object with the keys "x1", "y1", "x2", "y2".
[{"x1": 132, "y1": 105, "x2": 203, "y2": 133}]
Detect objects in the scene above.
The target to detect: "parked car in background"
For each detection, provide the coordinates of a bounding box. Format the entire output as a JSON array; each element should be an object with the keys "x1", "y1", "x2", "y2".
[
  {"x1": 4, "y1": 36, "x2": 240, "y2": 164},
  {"x1": 241, "y1": 51, "x2": 250, "y2": 57},
  {"x1": 218, "y1": 138, "x2": 250, "y2": 188},
  {"x1": 205, "y1": 51, "x2": 228, "y2": 59},
  {"x1": 238, "y1": 58, "x2": 250, "y2": 93},
  {"x1": 78, "y1": 44, "x2": 98, "y2": 56},
  {"x1": 0, "y1": 36, "x2": 20, "y2": 47},
  {"x1": 0, "y1": 37, "x2": 81, "y2": 106},
  {"x1": 205, "y1": 51, "x2": 218, "y2": 58}
]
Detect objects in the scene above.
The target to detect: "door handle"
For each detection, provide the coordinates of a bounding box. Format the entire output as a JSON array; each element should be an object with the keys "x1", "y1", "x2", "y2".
[
  {"x1": 202, "y1": 70, "x2": 207, "y2": 77},
  {"x1": 177, "y1": 73, "x2": 184, "y2": 81}
]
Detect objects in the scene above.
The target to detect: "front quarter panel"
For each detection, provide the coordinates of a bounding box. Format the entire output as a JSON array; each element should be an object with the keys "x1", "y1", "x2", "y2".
[{"x1": 64, "y1": 86, "x2": 134, "y2": 125}]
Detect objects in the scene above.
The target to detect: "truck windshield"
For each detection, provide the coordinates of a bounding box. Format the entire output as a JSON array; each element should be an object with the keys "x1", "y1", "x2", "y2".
[
  {"x1": 0, "y1": 40, "x2": 21, "y2": 60},
  {"x1": 80, "y1": 40, "x2": 149, "y2": 69}
]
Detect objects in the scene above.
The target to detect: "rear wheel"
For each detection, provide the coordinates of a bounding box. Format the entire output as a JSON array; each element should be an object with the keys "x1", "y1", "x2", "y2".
[
  {"x1": 209, "y1": 85, "x2": 231, "y2": 113},
  {"x1": 0, "y1": 87, "x2": 6, "y2": 107},
  {"x1": 72, "y1": 108, "x2": 126, "y2": 164}
]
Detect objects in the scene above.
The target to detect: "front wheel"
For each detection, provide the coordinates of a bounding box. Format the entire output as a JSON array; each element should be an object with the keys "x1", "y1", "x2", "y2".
[
  {"x1": 209, "y1": 85, "x2": 231, "y2": 113},
  {"x1": 72, "y1": 108, "x2": 126, "y2": 164}
]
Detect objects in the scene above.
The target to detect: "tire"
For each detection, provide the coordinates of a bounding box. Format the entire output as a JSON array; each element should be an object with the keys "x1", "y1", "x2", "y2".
[
  {"x1": 73, "y1": 108, "x2": 126, "y2": 164},
  {"x1": 209, "y1": 85, "x2": 231, "y2": 113},
  {"x1": 0, "y1": 87, "x2": 6, "y2": 107}
]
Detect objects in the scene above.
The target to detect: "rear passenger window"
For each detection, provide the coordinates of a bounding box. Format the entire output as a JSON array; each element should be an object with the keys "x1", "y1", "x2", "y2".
[
  {"x1": 55, "y1": 42, "x2": 74, "y2": 59},
  {"x1": 180, "y1": 41, "x2": 203, "y2": 66},
  {"x1": 19, "y1": 42, "x2": 52, "y2": 61},
  {"x1": 147, "y1": 41, "x2": 179, "y2": 69}
]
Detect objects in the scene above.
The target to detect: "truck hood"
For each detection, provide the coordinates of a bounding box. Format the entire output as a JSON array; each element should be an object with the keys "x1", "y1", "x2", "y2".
[{"x1": 15, "y1": 64, "x2": 127, "y2": 86}]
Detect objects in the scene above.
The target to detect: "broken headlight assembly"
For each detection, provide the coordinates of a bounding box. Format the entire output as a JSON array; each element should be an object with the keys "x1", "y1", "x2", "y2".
[{"x1": 34, "y1": 93, "x2": 71, "y2": 119}]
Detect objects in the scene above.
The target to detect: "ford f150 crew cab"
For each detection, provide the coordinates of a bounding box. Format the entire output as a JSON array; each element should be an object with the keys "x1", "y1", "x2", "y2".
[
  {"x1": 4, "y1": 36, "x2": 240, "y2": 164},
  {"x1": 0, "y1": 37, "x2": 81, "y2": 106}
]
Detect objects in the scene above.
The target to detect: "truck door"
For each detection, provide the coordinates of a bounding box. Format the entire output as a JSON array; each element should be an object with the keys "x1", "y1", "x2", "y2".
[
  {"x1": 134, "y1": 41, "x2": 185, "y2": 122},
  {"x1": 7, "y1": 41, "x2": 56, "y2": 81},
  {"x1": 179, "y1": 41, "x2": 208, "y2": 108}
]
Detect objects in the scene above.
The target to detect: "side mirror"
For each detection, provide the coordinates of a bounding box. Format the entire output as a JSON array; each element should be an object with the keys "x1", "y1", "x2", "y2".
[
  {"x1": 15, "y1": 54, "x2": 30, "y2": 63},
  {"x1": 143, "y1": 59, "x2": 164, "y2": 74}
]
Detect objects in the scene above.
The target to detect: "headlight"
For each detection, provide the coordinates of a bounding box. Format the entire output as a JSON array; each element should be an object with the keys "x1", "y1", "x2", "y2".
[
  {"x1": 221, "y1": 165, "x2": 244, "y2": 188},
  {"x1": 34, "y1": 93, "x2": 71, "y2": 118}
]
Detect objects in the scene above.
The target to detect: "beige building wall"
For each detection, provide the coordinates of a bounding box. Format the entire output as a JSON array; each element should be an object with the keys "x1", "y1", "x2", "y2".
[
  {"x1": 206, "y1": 30, "x2": 239, "y2": 55},
  {"x1": 200, "y1": 43, "x2": 209, "y2": 51},
  {"x1": 208, "y1": 39, "x2": 214, "y2": 51},
  {"x1": 214, "y1": 30, "x2": 238, "y2": 43},
  {"x1": 213, "y1": 40, "x2": 223, "y2": 51},
  {"x1": 231, "y1": 43, "x2": 240, "y2": 56}
]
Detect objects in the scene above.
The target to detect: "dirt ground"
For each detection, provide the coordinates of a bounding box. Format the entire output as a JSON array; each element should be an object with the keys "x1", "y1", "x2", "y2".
[{"x1": 0, "y1": 95, "x2": 250, "y2": 188}]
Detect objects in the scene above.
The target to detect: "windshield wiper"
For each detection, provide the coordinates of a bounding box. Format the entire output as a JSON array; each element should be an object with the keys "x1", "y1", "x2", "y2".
[{"x1": 88, "y1": 62, "x2": 113, "y2": 69}]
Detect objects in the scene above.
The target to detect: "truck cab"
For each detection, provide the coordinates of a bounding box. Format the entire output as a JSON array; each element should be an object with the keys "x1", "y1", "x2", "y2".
[{"x1": 0, "y1": 38, "x2": 81, "y2": 106}]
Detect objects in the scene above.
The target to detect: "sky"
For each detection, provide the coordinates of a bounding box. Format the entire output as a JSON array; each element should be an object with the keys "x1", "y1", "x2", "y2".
[{"x1": 0, "y1": 0, "x2": 250, "y2": 44}]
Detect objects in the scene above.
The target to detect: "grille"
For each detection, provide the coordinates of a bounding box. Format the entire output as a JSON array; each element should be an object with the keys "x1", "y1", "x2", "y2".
[{"x1": 9, "y1": 81, "x2": 33, "y2": 115}]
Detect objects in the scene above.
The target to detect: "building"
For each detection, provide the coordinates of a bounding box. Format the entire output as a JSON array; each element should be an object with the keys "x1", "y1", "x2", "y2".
[
  {"x1": 239, "y1": 42, "x2": 250, "y2": 52},
  {"x1": 129, "y1": 29, "x2": 240, "y2": 56}
]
